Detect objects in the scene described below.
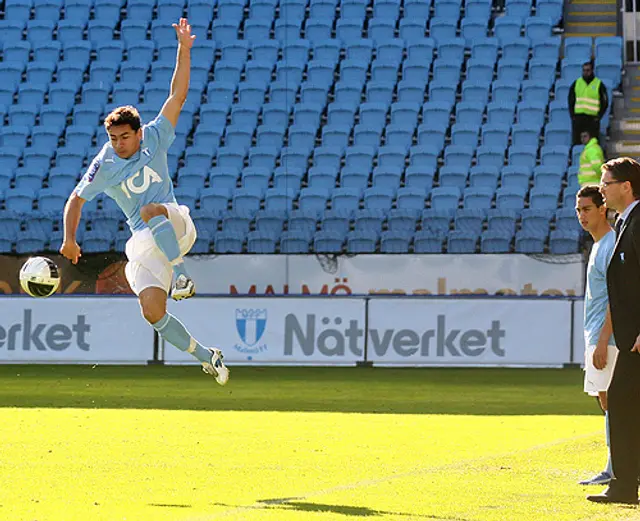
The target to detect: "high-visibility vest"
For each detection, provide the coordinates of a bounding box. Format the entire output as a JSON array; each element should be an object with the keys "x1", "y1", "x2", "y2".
[
  {"x1": 574, "y1": 77, "x2": 601, "y2": 116},
  {"x1": 578, "y1": 137, "x2": 605, "y2": 186}
]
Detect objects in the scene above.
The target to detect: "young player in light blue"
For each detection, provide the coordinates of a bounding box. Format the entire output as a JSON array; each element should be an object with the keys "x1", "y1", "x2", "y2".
[
  {"x1": 576, "y1": 185, "x2": 617, "y2": 485},
  {"x1": 60, "y1": 18, "x2": 229, "y2": 385}
]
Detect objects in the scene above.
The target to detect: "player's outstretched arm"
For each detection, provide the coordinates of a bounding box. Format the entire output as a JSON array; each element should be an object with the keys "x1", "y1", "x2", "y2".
[
  {"x1": 59, "y1": 192, "x2": 85, "y2": 265},
  {"x1": 160, "y1": 18, "x2": 195, "y2": 128}
]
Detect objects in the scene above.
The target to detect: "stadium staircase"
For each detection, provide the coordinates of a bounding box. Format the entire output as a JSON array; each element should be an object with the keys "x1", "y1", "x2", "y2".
[
  {"x1": 610, "y1": 65, "x2": 640, "y2": 157},
  {"x1": 563, "y1": 0, "x2": 616, "y2": 38}
]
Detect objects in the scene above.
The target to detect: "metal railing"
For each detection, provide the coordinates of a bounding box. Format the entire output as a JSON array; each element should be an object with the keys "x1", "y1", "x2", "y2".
[{"x1": 623, "y1": 0, "x2": 640, "y2": 62}]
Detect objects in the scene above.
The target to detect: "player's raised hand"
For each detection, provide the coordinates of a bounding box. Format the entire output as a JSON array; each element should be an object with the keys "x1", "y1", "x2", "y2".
[
  {"x1": 632, "y1": 334, "x2": 640, "y2": 354},
  {"x1": 173, "y1": 18, "x2": 196, "y2": 48},
  {"x1": 60, "y1": 241, "x2": 82, "y2": 265}
]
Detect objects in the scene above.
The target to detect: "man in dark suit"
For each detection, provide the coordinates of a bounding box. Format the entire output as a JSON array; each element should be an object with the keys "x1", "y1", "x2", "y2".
[{"x1": 587, "y1": 157, "x2": 640, "y2": 505}]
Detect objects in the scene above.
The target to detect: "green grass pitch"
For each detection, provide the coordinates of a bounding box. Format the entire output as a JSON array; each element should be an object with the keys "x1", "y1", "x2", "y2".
[{"x1": 0, "y1": 365, "x2": 638, "y2": 521}]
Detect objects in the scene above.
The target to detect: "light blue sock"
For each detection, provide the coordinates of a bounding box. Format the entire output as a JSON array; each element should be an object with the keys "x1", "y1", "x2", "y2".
[
  {"x1": 604, "y1": 411, "x2": 613, "y2": 475},
  {"x1": 152, "y1": 313, "x2": 211, "y2": 364},
  {"x1": 148, "y1": 215, "x2": 188, "y2": 279}
]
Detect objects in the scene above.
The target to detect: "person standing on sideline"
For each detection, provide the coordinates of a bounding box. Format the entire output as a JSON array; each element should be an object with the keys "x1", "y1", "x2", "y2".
[
  {"x1": 569, "y1": 61, "x2": 609, "y2": 146},
  {"x1": 575, "y1": 185, "x2": 618, "y2": 486},
  {"x1": 578, "y1": 130, "x2": 605, "y2": 187},
  {"x1": 587, "y1": 157, "x2": 640, "y2": 505}
]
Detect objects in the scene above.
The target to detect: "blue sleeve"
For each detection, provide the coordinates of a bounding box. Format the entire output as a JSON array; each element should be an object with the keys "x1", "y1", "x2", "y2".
[
  {"x1": 74, "y1": 153, "x2": 111, "y2": 202},
  {"x1": 144, "y1": 114, "x2": 176, "y2": 152},
  {"x1": 598, "y1": 235, "x2": 616, "y2": 274}
]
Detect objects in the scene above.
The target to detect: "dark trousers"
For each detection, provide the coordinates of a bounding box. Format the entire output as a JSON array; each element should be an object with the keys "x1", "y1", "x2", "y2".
[
  {"x1": 572, "y1": 114, "x2": 600, "y2": 145},
  {"x1": 607, "y1": 351, "x2": 640, "y2": 496}
]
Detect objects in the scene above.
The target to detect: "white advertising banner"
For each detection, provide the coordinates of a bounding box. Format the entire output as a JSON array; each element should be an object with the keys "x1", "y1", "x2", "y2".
[
  {"x1": 0, "y1": 297, "x2": 152, "y2": 363},
  {"x1": 572, "y1": 299, "x2": 586, "y2": 365},
  {"x1": 163, "y1": 298, "x2": 366, "y2": 365},
  {"x1": 185, "y1": 254, "x2": 584, "y2": 297},
  {"x1": 367, "y1": 299, "x2": 572, "y2": 367}
]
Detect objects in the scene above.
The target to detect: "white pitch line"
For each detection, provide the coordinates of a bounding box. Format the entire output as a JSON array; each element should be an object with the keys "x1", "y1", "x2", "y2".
[{"x1": 182, "y1": 430, "x2": 602, "y2": 521}]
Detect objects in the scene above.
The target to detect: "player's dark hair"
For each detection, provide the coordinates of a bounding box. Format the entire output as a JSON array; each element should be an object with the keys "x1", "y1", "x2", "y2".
[
  {"x1": 601, "y1": 157, "x2": 640, "y2": 200},
  {"x1": 577, "y1": 185, "x2": 604, "y2": 207},
  {"x1": 104, "y1": 106, "x2": 141, "y2": 132}
]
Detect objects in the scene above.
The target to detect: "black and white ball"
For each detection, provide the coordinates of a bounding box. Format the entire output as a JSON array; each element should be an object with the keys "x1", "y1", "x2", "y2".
[{"x1": 19, "y1": 257, "x2": 61, "y2": 298}]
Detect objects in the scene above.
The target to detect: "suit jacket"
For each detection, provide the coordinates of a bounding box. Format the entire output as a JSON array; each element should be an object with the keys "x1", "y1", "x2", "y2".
[{"x1": 607, "y1": 203, "x2": 640, "y2": 351}]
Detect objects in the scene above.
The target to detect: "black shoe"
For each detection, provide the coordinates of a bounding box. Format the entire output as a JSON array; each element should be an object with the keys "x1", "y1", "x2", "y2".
[{"x1": 587, "y1": 491, "x2": 639, "y2": 505}]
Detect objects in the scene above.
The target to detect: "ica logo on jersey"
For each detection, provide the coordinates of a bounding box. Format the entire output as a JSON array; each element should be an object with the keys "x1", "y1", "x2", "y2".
[{"x1": 120, "y1": 166, "x2": 162, "y2": 199}]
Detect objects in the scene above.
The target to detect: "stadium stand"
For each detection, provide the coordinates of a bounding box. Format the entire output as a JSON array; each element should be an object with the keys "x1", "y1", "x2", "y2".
[{"x1": 0, "y1": 0, "x2": 622, "y2": 254}]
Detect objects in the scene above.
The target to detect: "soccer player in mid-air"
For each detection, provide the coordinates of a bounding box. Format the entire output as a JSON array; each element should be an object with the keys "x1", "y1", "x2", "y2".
[
  {"x1": 59, "y1": 18, "x2": 229, "y2": 385},
  {"x1": 575, "y1": 185, "x2": 617, "y2": 485}
]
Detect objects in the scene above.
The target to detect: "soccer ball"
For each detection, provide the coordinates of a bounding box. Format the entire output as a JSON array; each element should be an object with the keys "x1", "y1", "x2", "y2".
[{"x1": 19, "y1": 257, "x2": 61, "y2": 298}]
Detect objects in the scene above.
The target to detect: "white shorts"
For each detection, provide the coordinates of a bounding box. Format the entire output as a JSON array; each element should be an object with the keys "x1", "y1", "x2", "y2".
[
  {"x1": 584, "y1": 344, "x2": 619, "y2": 396},
  {"x1": 124, "y1": 203, "x2": 197, "y2": 296}
]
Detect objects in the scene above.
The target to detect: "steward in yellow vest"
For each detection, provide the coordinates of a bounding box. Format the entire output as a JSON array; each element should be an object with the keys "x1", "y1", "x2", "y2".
[
  {"x1": 578, "y1": 131, "x2": 605, "y2": 186},
  {"x1": 568, "y1": 62, "x2": 608, "y2": 146}
]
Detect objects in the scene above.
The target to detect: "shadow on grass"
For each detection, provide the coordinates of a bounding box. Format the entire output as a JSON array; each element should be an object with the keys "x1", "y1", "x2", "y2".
[
  {"x1": 0, "y1": 365, "x2": 601, "y2": 416},
  {"x1": 149, "y1": 503, "x2": 192, "y2": 509},
  {"x1": 212, "y1": 499, "x2": 472, "y2": 520}
]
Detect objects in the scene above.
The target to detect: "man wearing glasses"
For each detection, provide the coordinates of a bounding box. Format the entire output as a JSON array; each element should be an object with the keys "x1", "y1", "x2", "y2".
[{"x1": 587, "y1": 157, "x2": 640, "y2": 505}]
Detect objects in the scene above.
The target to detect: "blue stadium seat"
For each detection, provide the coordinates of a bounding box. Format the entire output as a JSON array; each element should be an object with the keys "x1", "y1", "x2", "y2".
[
  {"x1": 187, "y1": 0, "x2": 215, "y2": 21},
  {"x1": 322, "y1": 124, "x2": 351, "y2": 149},
  {"x1": 346, "y1": 230, "x2": 378, "y2": 253},
  {"x1": 305, "y1": 20, "x2": 333, "y2": 42},
  {"x1": 408, "y1": 144, "x2": 439, "y2": 173},
  {"x1": 548, "y1": 229, "x2": 580, "y2": 254},
  {"x1": 462, "y1": 19, "x2": 487, "y2": 46},
  {"x1": 454, "y1": 208, "x2": 485, "y2": 236},
  {"x1": 312, "y1": 39, "x2": 340, "y2": 63},
  {"x1": 214, "y1": 231, "x2": 245, "y2": 253},
  {"x1": 363, "y1": 187, "x2": 393, "y2": 210},
  {"x1": 0, "y1": 21, "x2": 25, "y2": 45},
  {"x1": 496, "y1": 186, "x2": 526, "y2": 210},
  {"x1": 413, "y1": 229, "x2": 446, "y2": 253},
  {"x1": 469, "y1": 165, "x2": 500, "y2": 189},
  {"x1": 313, "y1": 146, "x2": 343, "y2": 171},
  {"x1": 403, "y1": 0, "x2": 430, "y2": 19},
  {"x1": 280, "y1": 230, "x2": 311, "y2": 253},
  {"x1": 387, "y1": 208, "x2": 419, "y2": 233},
  {"x1": 313, "y1": 230, "x2": 345, "y2": 253},
  {"x1": 515, "y1": 230, "x2": 546, "y2": 253},
  {"x1": 334, "y1": 81, "x2": 363, "y2": 105},
  {"x1": 471, "y1": 37, "x2": 499, "y2": 62},
  {"x1": 439, "y1": 166, "x2": 467, "y2": 190},
  {"x1": 481, "y1": 229, "x2": 512, "y2": 253},
  {"x1": 395, "y1": 80, "x2": 424, "y2": 104},
  {"x1": 309, "y1": 0, "x2": 337, "y2": 18},
  {"x1": 396, "y1": 187, "x2": 426, "y2": 210},
  {"x1": 430, "y1": 187, "x2": 460, "y2": 211},
  {"x1": 379, "y1": 230, "x2": 411, "y2": 253},
  {"x1": 5, "y1": 188, "x2": 35, "y2": 212},
  {"x1": 494, "y1": 16, "x2": 523, "y2": 46},
  {"x1": 463, "y1": 186, "x2": 494, "y2": 210},
  {"x1": 244, "y1": 19, "x2": 272, "y2": 42},
  {"x1": 487, "y1": 208, "x2": 519, "y2": 234},
  {"x1": 447, "y1": 230, "x2": 479, "y2": 253}
]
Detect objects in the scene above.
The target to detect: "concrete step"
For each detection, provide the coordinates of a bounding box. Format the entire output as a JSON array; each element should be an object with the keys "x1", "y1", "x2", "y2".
[
  {"x1": 564, "y1": 32, "x2": 618, "y2": 37},
  {"x1": 566, "y1": 9, "x2": 616, "y2": 17},
  {"x1": 610, "y1": 141, "x2": 640, "y2": 154},
  {"x1": 564, "y1": 22, "x2": 617, "y2": 36},
  {"x1": 571, "y1": 0, "x2": 616, "y2": 4},
  {"x1": 566, "y1": 3, "x2": 616, "y2": 12}
]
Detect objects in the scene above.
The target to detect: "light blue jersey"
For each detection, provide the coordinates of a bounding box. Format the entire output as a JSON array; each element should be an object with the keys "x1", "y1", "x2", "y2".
[
  {"x1": 584, "y1": 230, "x2": 616, "y2": 346},
  {"x1": 75, "y1": 115, "x2": 177, "y2": 232}
]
